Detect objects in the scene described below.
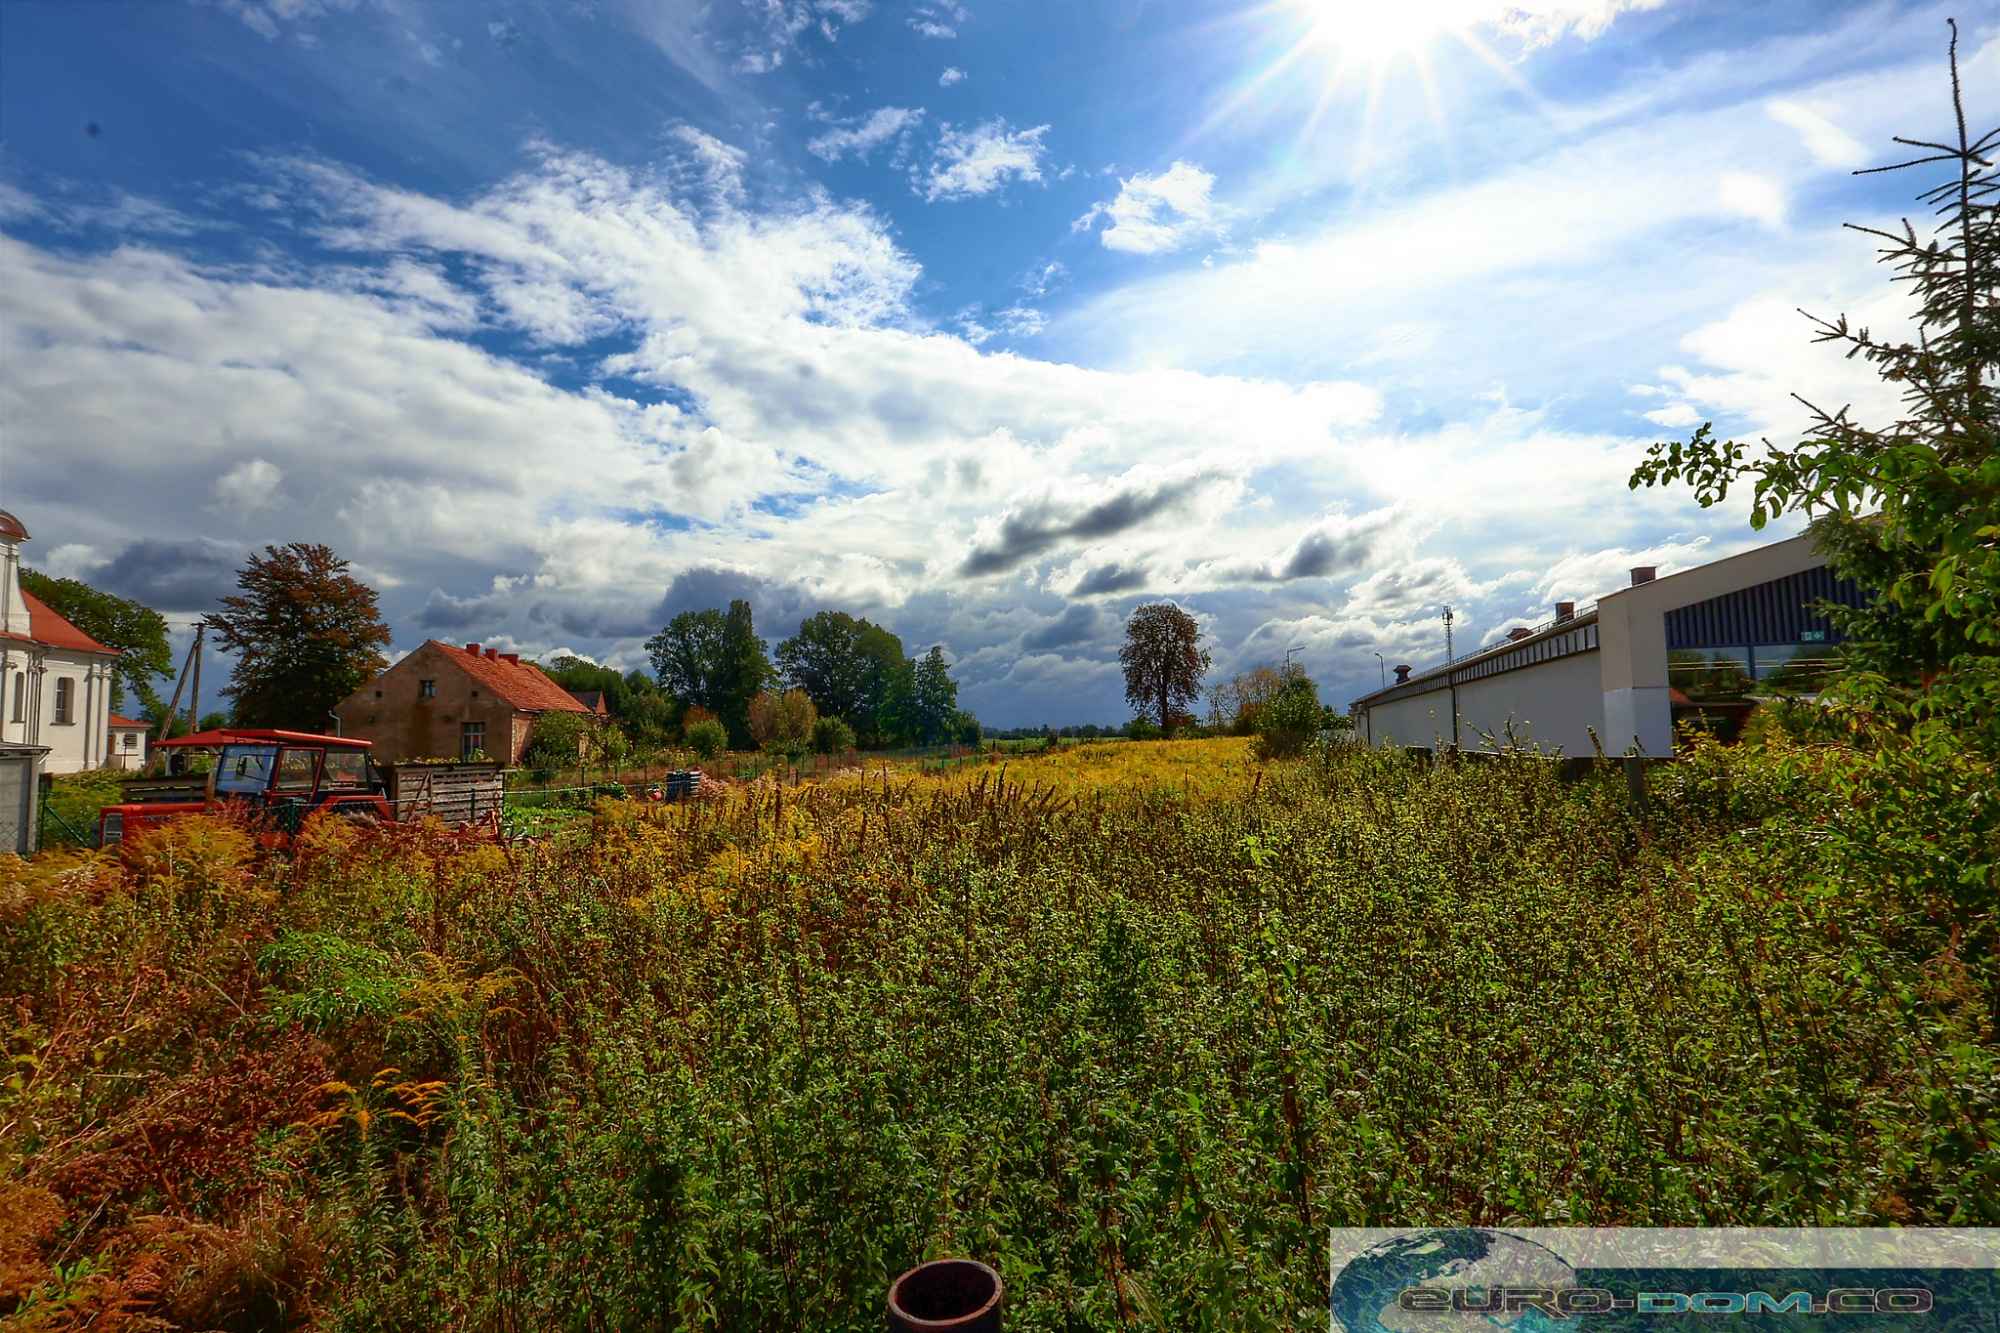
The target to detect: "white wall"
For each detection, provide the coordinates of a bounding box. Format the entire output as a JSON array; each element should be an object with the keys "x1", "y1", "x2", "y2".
[
  {"x1": 1363, "y1": 650, "x2": 1605, "y2": 756},
  {"x1": 0, "y1": 651, "x2": 114, "y2": 773},
  {"x1": 108, "y1": 728, "x2": 147, "y2": 771},
  {"x1": 1455, "y1": 650, "x2": 1605, "y2": 755},
  {"x1": 1363, "y1": 686, "x2": 1458, "y2": 749}
]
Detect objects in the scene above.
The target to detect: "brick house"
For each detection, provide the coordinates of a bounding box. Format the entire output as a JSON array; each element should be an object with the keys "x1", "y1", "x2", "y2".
[{"x1": 333, "y1": 641, "x2": 593, "y2": 766}]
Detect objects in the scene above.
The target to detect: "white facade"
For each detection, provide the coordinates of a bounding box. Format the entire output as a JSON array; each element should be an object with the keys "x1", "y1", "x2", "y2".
[
  {"x1": 0, "y1": 512, "x2": 124, "y2": 775},
  {"x1": 1353, "y1": 532, "x2": 1838, "y2": 758},
  {"x1": 1357, "y1": 616, "x2": 1607, "y2": 755},
  {"x1": 107, "y1": 718, "x2": 150, "y2": 771}
]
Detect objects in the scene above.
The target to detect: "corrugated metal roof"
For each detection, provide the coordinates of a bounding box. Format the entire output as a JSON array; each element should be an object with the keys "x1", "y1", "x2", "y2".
[{"x1": 1351, "y1": 606, "x2": 1600, "y2": 710}]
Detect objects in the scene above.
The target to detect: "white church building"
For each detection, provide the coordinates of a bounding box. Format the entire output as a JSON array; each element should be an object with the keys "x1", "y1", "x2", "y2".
[{"x1": 0, "y1": 510, "x2": 126, "y2": 774}]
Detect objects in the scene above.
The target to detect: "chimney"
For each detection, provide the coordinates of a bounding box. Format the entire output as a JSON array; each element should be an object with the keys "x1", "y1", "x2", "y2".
[
  {"x1": 500, "y1": 652, "x2": 519, "y2": 665},
  {"x1": 1630, "y1": 566, "x2": 1657, "y2": 586},
  {"x1": 1555, "y1": 601, "x2": 1575, "y2": 622},
  {"x1": 1393, "y1": 664, "x2": 1412, "y2": 684},
  {"x1": 1507, "y1": 627, "x2": 1533, "y2": 641},
  {"x1": 466, "y1": 642, "x2": 481, "y2": 655},
  {"x1": 485, "y1": 647, "x2": 499, "y2": 660}
]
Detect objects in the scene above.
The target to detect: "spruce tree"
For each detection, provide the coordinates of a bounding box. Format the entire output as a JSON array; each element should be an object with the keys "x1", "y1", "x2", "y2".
[{"x1": 1631, "y1": 20, "x2": 1997, "y2": 743}]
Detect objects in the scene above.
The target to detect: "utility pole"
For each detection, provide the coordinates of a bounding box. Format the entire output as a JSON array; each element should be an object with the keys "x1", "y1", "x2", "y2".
[
  {"x1": 186, "y1": 622, "x2": 204, "y2": 735},
  {"x1": 157, "y1": 626, "x2": 199, "y2": 744},
  {"x1": 1443, "y1": 605, "x2": 1460, "y2": 751}
]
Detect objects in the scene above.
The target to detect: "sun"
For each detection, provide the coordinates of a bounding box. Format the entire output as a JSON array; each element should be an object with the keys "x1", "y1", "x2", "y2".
[
  {"x1": 1184, "y1": 0, "x2": 1544, "y2": 175},
  {"x1": 1286, "y1": 0, "x2": 1475, "y2": 70}
]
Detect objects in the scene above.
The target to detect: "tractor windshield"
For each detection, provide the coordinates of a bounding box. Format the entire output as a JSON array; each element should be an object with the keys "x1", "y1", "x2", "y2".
[
  {"x1": 214, "y1": 745, "x2": 278, "y2": 796},
  {"x1": 322, "y1": 750, "x2": 370, "y2": 788}
]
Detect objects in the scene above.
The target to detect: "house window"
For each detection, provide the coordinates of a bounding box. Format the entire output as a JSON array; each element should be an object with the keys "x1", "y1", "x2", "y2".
[
  {"x1": 122, "y1": 733, "x2": 136, "y2": 750},
  {"x1": 419, "y1": 679, "x2": 437, "y2": 699},
  {"x1": 460, "y1": 721, "x2": 486, "y2": 760},
  {"x1": 53, "y1": 678, "x2": 73, "y2": 725},
  {"x1": 9, "y1": 673, "x2": 20, "y2": 721}
]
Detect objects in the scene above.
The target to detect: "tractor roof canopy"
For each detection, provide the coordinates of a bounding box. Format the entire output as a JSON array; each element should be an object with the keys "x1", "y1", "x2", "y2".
[{"x1": 157, "y1": 728, "x2": 373, "y2": 751}]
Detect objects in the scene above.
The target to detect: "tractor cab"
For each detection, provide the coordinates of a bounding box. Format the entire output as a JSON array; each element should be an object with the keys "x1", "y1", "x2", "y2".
[{"x1": 98, "y1": 729, "x2": 391, "y2": 849}]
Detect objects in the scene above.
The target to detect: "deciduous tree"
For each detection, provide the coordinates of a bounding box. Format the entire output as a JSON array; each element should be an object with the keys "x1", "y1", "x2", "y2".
[
  {"x1": 716, "y1": 599, "x2": 774, "y2": 749},
  {"x1": 209, "y1": 543, "x2": 391, "y2": 729},
  {"x1": 19, "y1": 568, "x2": 174, "y2": 715},
  {"x1": 1119, "y1": 602, "x2": 1210, "y2": 734}
]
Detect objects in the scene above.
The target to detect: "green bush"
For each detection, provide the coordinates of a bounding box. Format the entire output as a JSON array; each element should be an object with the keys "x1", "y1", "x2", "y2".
[
  {"x1": 524, "y1": 711, "x2": 590, "y2": 773},
  {"x1": 1253, "y1": 677, "x2": 1322, "y2": 760},
  {"x1": 685, "y1": 717, "x2": 727, "y2": 760},
  {"x1": 811, "y1": 716, "x2": 856, "y2": 755}
]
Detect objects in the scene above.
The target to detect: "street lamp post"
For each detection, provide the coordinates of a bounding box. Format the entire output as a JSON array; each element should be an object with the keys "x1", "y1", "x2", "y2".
[{"x1": 1373, "y1": 652, "x2": 1386, "y2": 689}]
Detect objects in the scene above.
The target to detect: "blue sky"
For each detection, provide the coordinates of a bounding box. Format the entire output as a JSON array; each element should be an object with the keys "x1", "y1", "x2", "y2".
[{"x1": 0, "y1": 0, "x2": 1993, "y2": 726}]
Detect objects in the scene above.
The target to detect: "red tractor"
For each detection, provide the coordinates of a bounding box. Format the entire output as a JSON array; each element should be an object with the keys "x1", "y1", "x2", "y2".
[{"x1": 97, "y1": 728, "x2": 395, "y2": 850}]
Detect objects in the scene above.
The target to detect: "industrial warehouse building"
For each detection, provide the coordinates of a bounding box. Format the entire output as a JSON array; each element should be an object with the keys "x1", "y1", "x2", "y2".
[{"x1": 1350, "y1": 532, "x2": 1865, "y2": 757}]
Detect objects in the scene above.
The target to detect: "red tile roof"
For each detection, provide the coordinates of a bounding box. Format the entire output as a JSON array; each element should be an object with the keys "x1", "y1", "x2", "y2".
[
  {"x1": 108, "y1": 714, "x2": 148, "y2": 729},
  {"x1": 431, "y1": 641, "x2": 591, "y2": 714},
  {"x1": 3, "y1": 589, "x2": 118, "y2": 654}
]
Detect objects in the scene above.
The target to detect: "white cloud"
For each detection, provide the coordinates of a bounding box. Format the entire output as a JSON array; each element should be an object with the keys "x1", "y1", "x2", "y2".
[
  {"x1": 736, "y1": 0, "x2": 875, "y2": 73},
  {"x1": 1020, "y1": 260, "x2": 1066, "y2": 298},
  {"x1": 1479, "y1": 0, "x2": 1667, "y2": 47},
  {"x1": 994, "y1": 305, "x2": 1045, "y2": 338},
  {"x1": 1, "y1": 151, "x2": 1407, "y2": 722},
  {"x1": 213, "y1": 459, "x2": 284, "y2": 513},
  {"x1": 1766, "y1": 100, "x2": 1868, "y2": 170},
  {"x1": 909, "y1": 2, "x2": 966, "y2": 38},
  {"x1": 938, "y1": 65, "x2": 966, "y2": 86},
  {"x1": 1716, "y1": 171, "x2": 1786, "y2": 229},
  {"x1": 921, "y1": 119, "x2": 1049, "y2": 201},
  {"x1": 807, "y1": 106, "x2": 926, "y2": 163},
  {"x1": 1074, "y1": 161, "x2": 1223, "y2": 255}
]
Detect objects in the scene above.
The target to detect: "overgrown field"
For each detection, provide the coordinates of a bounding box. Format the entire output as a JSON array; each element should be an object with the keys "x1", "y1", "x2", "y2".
[{"x1": 2, "y1": 738, "x2": 1994, "y2": 1329}]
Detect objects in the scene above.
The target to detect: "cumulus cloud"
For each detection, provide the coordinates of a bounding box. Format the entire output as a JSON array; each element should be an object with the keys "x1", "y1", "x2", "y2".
[
  {"x1": 961, "y1": 465, "x2": 1234, "y2": 576},
  {"x1": 922, "y1": 119, "x2": 1049, "y2": 201},
  {"x1": 84, "y1": 537, "x2": 245, "y2": 612},
  {"x1": 212, "y1": 459, "x2": 283, "y2": 514},
  {"x1": 938, "y1": 66, "x2": 966, "y2": 86},
  {"x1": 1067, "y1": 562, "x2": 1151, "y2": 597},
  {"x1": 807, "y1": 106, "x2": 926, "y2": 163},
  {"x1": 1021, "y1": 603, "x2": 1106, "y2": 651},
  {"x1": 1073, "y1": 161, "x2": 1224, "y2": 255}
]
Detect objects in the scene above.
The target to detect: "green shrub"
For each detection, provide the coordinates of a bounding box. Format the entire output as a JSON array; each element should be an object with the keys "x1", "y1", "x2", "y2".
[
  {"x1": 685, "y1": 717, "x2": 727, "y2": 760},
  {"x1": 524, "y1": 711, "x2": 590, "y2": 772},
  {"x1": 1252, "y1": 677, "x2": 1322, "y2": 760},
  {"x1": 811, "y1": 716, "x2": 856, "y2": 755}
]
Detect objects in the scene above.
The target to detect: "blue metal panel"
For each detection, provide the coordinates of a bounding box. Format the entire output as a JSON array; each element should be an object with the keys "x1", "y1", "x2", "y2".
[{"x1": 1664, "y1": 565, "x2": 1868, "y2": 650}]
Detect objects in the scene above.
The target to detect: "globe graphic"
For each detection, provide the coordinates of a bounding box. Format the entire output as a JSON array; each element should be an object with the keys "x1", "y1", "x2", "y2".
[{"x1": 1330, "y1": 1229, "x2": 1577, "y2": 1333}]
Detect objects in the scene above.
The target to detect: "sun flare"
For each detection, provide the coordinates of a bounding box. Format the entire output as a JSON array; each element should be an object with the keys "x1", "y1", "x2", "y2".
[{"x1": 1286, "y1": 0, "x2": 1472, "y2": 69}]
